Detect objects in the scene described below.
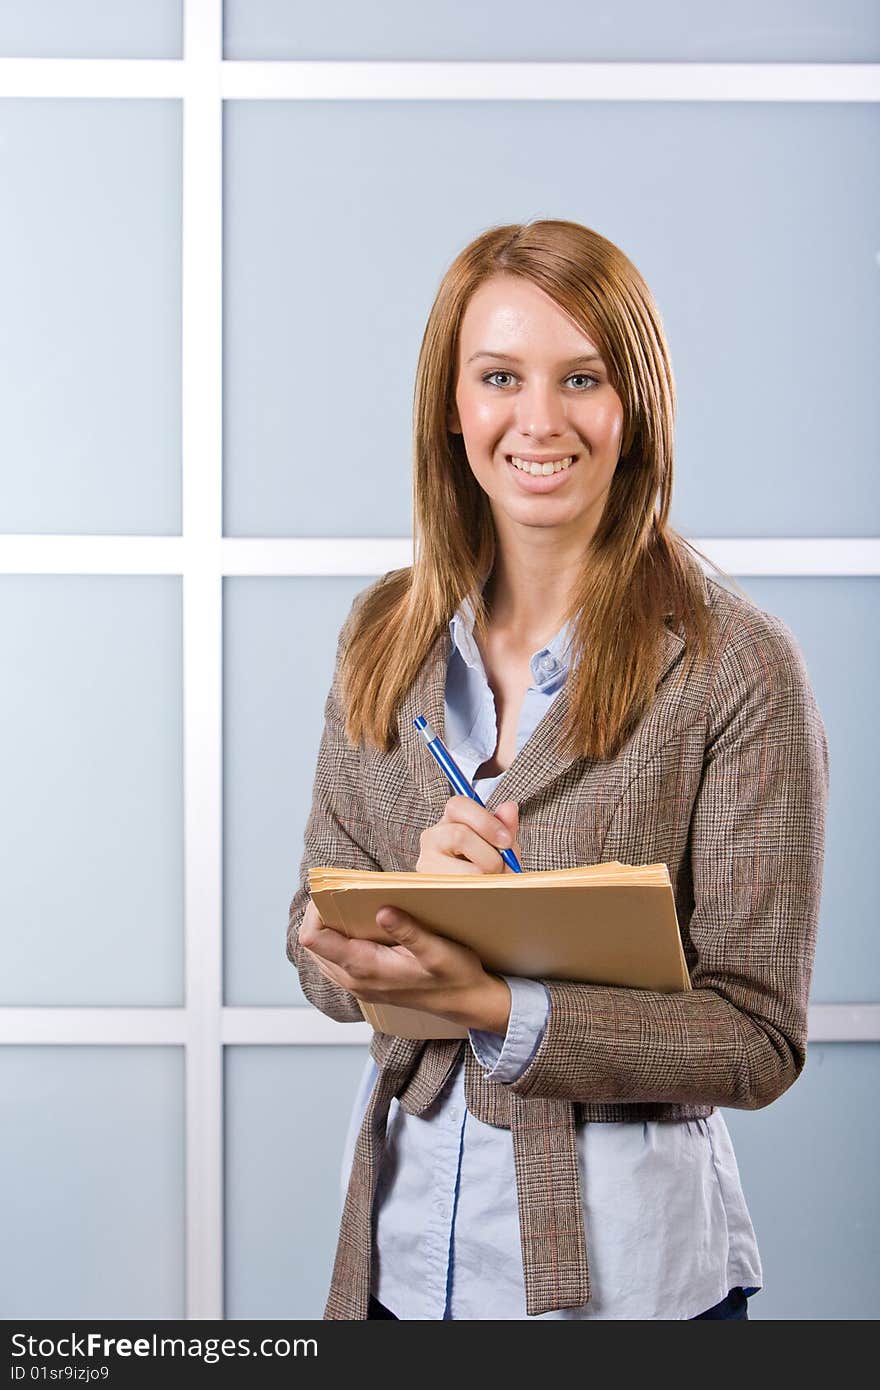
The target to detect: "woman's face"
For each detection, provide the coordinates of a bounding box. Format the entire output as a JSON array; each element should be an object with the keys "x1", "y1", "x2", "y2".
[{"x1": 448, "y1": 273, "x2": 625, "y2": 548}]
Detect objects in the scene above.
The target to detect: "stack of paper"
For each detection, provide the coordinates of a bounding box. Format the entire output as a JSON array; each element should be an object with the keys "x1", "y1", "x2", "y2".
[{"x1": 308, "y1": 861, "x2": 690, "y2": 1040}]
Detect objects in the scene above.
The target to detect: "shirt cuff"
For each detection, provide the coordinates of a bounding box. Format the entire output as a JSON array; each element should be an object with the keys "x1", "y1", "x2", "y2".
[{"x1": 468, "y1": 976, "x2": 551, "y2": 1083}]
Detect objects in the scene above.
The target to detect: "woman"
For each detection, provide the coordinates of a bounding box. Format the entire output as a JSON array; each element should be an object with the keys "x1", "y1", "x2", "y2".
[{"x1": 287, "y1": 220, "x2": 829, "y2": 1320}]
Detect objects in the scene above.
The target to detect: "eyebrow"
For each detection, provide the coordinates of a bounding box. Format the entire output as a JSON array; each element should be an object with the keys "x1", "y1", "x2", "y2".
[{"x1": 466, "y1": 350, "x2": 605, "y2": 367}]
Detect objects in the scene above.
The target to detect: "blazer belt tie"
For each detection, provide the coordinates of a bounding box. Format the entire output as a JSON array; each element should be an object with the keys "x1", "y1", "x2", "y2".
[
  {"x1": 323, "y1": 1040, "x2": 591, "y2": 1319},
  {"x1": 508, "y1": 1090, "x2": 592, "y2": 1315}
]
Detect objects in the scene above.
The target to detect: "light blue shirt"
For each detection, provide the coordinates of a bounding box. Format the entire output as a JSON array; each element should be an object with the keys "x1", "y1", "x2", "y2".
[{"x1": 339, "y1": 597, "x2": 763, "y2": 1319}]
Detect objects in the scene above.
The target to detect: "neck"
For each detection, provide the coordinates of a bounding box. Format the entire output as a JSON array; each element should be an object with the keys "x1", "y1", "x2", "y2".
[
  {"x1": 479, "y1": 493, "x2": 605, "y2": 646},
  {"x1": 483, "y1": 545, "x2": 585, "y2": 648}
]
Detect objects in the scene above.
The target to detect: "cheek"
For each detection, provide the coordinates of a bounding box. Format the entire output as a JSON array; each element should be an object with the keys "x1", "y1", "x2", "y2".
[
  {"x1": 455, "y1": 384, "x2": 500, "y2": 434},
  {"x1": 588, "y1": 399, "x2": 624, "y2": 454},
  {"x1": 466, "y1": 400, "x2": 500, "y2": 435}
]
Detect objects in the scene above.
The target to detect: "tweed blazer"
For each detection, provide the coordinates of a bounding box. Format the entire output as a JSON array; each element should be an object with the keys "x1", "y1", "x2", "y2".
[{"x1": 287, "y1": 568, "x2": 829, "y2": 1319}]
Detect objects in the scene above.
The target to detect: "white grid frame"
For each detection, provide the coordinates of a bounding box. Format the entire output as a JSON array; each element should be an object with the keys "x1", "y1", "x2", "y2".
[{"x1": 0, "y1": 0, "x2": 877, "y2": 1321}]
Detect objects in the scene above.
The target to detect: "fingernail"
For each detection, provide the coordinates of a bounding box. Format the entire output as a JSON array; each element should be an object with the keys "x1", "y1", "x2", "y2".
[{"x1": 497, "y1": 831, "x2": 511, "y2": 846}]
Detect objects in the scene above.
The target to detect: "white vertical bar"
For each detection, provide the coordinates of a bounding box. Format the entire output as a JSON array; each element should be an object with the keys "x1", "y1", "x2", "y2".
[{"x1": 181, "y1": 0, "x2": 224, "y2": 1322}]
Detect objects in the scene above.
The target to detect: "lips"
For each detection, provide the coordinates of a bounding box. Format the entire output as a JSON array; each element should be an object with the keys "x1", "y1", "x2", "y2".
[
  {"x1": 505, "y1": 454, "x2": 576, "y2": 492},
  {"x1": 508, "y1": 454, "x2": 575, "y2": 465},
  {"x1": 507, "y1": 454, "x2": 575, "y2": 475}
]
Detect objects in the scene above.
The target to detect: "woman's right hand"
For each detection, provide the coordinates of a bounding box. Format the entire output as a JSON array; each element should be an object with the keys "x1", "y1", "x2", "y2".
[{"x1": 416, "y1": 796, "x2": 523, "y2": 875}]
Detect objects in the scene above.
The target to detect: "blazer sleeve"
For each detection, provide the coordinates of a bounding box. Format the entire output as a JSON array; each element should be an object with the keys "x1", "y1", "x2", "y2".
[
  {"x1": 504, "y1": 615, "x2": 830, "y2": 1110},
  {"x1": 286, "y1": 593, "x2": 383, "y2": 1023}
]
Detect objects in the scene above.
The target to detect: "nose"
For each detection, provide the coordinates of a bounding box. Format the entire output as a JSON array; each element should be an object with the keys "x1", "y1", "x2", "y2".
[{"x1": 515, "y1": 379, "x2": 570, "y2": 441}]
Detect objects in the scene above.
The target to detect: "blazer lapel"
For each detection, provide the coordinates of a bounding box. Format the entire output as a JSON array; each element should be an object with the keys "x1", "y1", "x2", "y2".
[
  {"x1": 483, "y1": 622, "x2": 687, "y2": 812},
  {"x1": 396, "y1": 617, "x2": 688, "y2": 818},
  {"x1": 396, "y1": 628, "x2": 453, "y2": 821}
]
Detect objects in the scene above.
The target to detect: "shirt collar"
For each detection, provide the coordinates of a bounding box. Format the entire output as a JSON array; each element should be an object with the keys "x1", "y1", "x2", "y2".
[{"x1": 449, "y1": 594, "x2": 574, "y2": 692}]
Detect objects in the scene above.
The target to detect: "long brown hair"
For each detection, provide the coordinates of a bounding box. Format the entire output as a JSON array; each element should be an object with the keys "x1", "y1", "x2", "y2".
[{"x1": 340, "y1": 219, "x2": 734, "y2": 761}]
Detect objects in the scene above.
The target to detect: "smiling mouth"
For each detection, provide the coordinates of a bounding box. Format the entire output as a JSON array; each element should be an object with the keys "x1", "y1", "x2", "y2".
[{"x1": 506, "y1": 454, "x2": 576, "y2": 476}]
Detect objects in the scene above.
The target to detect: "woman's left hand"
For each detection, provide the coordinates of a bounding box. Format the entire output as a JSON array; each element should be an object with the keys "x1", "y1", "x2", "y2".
[{"x1": 299, "y1": 907, "x2": 511, "y2": 1033}]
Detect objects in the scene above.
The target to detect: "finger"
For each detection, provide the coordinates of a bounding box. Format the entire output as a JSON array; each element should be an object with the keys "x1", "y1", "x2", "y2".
[
  {"x1": 376, "y1": 909, "x2": 444, "y2": 971},
  {"x1": 300, "y1": 897, "x2": 336, "y2": 949},
  {"x1": 441, "y1": 794, "x2": 515, "y2": 854},
  {"x1": 492, "y1": 801, "x2": 524, "y2": 869},
  {"x1": 300, "y1": 915, "x2": 346, "y2": 953},
  {"x1": 305, "y1": 931, "x2": 400, "y2": 993},
  {"x1": 302, "y1": 921, "x2": 362, "y2": 970},
  {"x1": 493, "y1": 801, "x2": 519, "y2": 835},
  {"x1": 431, "y1": 819, "x2": 509, "y2": 873},
  {"x1": 303, "y1": 946, "x2": 354, "y2": 994}
]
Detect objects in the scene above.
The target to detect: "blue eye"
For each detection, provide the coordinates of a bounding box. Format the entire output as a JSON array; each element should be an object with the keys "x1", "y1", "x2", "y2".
[{"x1": 481, "y1": 371, "x2": 598, "y2": 390}]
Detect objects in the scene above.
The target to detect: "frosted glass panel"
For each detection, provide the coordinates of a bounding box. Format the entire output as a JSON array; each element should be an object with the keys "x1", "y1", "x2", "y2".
[
  {"x1": 224, "y1": 576, "x2": 374, "y2": 1006},
  {"x1": 0, "y1": 577, "x2": 184, "y2": 1006},
  {"x1": 224, "y1": 0, "x2": 880, "y2": 62},
  {"x1": 723, "y1": 1043, "x2": 880, "y2": 1319},
  {"x1": 0, "y1": 1047, "x2": 185, "y2": 1320},
  {"x1": 730, "y1": 577, "x2": 877, "y2": 1003},
  {"x1": 224, "y1": 1044, "x2": 370, "y2": 1319},
  {"x1": 0, "y1": 0, "x2": 182, "y2": 57},
  {"x1": 0, "y1": 100, "x2": 182, "y2": 534},
  {"x1": 223, "y1": 101, "x2": 878, "y2": 538}
]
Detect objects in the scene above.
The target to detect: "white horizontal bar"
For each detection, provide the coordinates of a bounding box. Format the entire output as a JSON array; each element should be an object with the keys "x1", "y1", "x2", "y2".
[
  {"x1": 221, "y1": 61, "x2": 880, "y2": 103},
  {"x1": 807, "y1": 1003, "x2": 880, "y2": 1042},
  {"x1": 227, "y1": 1004, "x2": 880, "y2": 1046},
  {"x1": 221, "y1": 1008, "x2": 373, "y2": 1045},
  {"x1": 0, "y1": 536, "x2": 877, "y2": 577},
  {"x1": 0, "y1": 1009, "x2": 189, "y2": 1044},
  {"x1": 220, "y1": 537, "x2": 414, "y2": 574},
  {"x1": 0, "y1": 1005, "x2": 874, "y2": 1045},
  {"x1": 692, "y1": 537, "x2": 880, "y2": 576},
  {"x1": 0, "y1": 58, "x2": 185, "y2": 97},
  {"x1": 0, "y1": 535, "x2": 187, "y2": 573},
  {"x1": 0, "y1": 60, "x2": 877, "y2": 104},
  {"x1": 227, "y1": 1005, "x2": 880, "y2": 1046}
]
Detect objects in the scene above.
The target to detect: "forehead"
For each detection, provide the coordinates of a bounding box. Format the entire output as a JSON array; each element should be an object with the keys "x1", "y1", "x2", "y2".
[{"x1": 458, "y1": 274, "x2": 601, "y2": 358}]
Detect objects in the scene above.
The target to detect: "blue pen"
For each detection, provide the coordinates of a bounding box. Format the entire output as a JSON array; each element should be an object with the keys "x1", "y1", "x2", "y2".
[{"x1": 413, "y1": 714, "x2": 522, "y2": 873}]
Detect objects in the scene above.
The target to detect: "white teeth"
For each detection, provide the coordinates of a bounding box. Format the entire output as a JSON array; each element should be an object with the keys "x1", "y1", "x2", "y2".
[{"x1": 509, "y1": 455, "x2": 574, "y2": 476}]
